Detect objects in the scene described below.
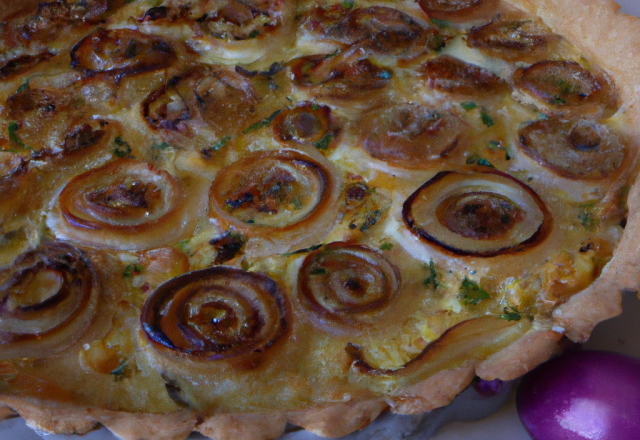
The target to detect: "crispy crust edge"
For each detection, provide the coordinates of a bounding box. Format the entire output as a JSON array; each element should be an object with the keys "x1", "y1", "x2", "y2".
[{"x1": 1, "y1": 0, "x2": 640, "y2": 439}]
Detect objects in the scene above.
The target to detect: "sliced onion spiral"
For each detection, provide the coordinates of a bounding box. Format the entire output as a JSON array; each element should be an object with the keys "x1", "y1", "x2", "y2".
[
  {"x1": 403, "y1": 170, "x2": 552, "y2": 257},
  {"x1": 50, "y1": 159, "x2": 193, "y2": 250},
  {"x1": 0, "y1": 242, "x2": 100, "y2": 360},
  {"x1": 141, "y1": 267, "x2": 290, "y2": 360},
  {"x1": 298, "y1": 242, "x2": 401, "y2": 330}
]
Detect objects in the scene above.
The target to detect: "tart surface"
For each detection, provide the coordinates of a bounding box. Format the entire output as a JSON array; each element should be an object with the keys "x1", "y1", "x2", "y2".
[{"x1": 1, "y1": 0, "x2": 640, "y2": 439}]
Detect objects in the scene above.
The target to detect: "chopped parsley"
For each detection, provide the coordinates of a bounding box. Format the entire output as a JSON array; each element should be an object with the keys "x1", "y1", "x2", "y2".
[
  {"x1": 7, "y1": 122, "x2": 30, "y2": 150},
  {"x1": 549, "y1": 96, "x2": 567, "y2": 105},
  {"x1": 459, "y1": 278, "x2": 490, "y2": 306},
  {"x1": 310, "y1": 267, "x2": 327, "y2": 275},
  {"x1": 480, "y1": 108, "x2": 495, "y2": 127},
  {"x1": 209, "y1": 135, "x2": 231, "y2": 152},
  {"x1": 379, "y1": 242, "x2": 393, "y2": 251},
  {"x1": 500, "y1": 306, "x2": 522, "y2": 321},
  {"x1": 430, "y1": 18, "x2": 450, "y2": 28},
  {"x1": 487, "y1": 140, "x2": 502, "y2": 150},
  {"x1": 242, "y1": 109, "x2": 283, "y2": 134},
  {"x1": 505, "y1": 145, "x2": 511, "y2": 161},
  {"x1": 311, "y1": 104, "x2": 320, "y2": 111},
  {"x1": 538, "y1": 112, "x2": 549, "y2": 120},
  {"x1": 113, "y1": 136, "x2": 132, "y2": 158},
  {"x1": 248, "y1": 30, "x2": 260, "y2": 39},
  {"x1": 17, "y1": 80, "x2": 28, "y2": 93},
  {"x1": 123, "y1": 263, "x2": 144, "y2": 278},
  {"x1": 313, "y1": 133, "x2": 333, "y2": 151},
  {"x1": 282, "y1": 244, "x2": 324, "y2": 257},
  {"x1": 579, "y1": 209, "x2": 597, "y2": 231},
  {"x1": 341, "y1": 0, "x2": 355, "y2": 9},
  {"x1": 423, "y1": 259, "x2": 438, "y2": 291},
  {"x1": 151, "y1": 142, "x2": 170, "y2": 150},
  {"x1": 466, "y1": 153, "x2": 494, "y2": 168},
  {"x1": 110, "y1": 359, "x2": 127, "y2": 377},
  {"x1": 460, "y1": 101, "x2": 477, "y2": 112}
]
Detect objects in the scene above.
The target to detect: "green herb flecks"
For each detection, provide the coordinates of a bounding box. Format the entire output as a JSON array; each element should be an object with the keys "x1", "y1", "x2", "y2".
[
  {"x1": 480, "y1": 108, "x2": 495, "y2": 127},
  {"x1": 242, "y1": 109, "x2": 283, "y2": 134},
  {"x1": 313, "y1": 133, "x2": 333, "y2": 151},
  {"x1": 500, "y1": 306, "x2": 522, "y2": 321},
  {"x1": 113, "y1": 136, "x2": 132, "y2": 158},
  {"x1": 423, "y1": 259, "x2": 438, "y2": 291},
  {"x1": 7, "y1": 122, "x2": 30, "y2": 150},
  {"x1": 430, "y1": 18, "x2": 449, "y2": 28},
  {"x1": 110, "y1": 359, "x2": 127, "y2": 378},
  {"x1": 123, "y1": 263, "x2": 144, "y2": 278},
  {"x1": 310, "y1": 267, "x2": 327, "y2": 275},
  {"x1": 209, "y1": 135, "x2": 231, "y2": 152},
  {"x1": 459, "y1": 278, "x2": 490, "y2": 306},
  {"x1": 379, "y1": 242, "x2": 393, "y2": 251},
  {"x1": 151, "y1": 142, "x2": 170, "y2": 150},
  {"x1": 341, "y1": 0, "x2": 355, "y2": 9},
  {"x1": 487, "y1": 140, "x2": 502, "y2": 150},
  {"x1": 17, "y1": 80, "x2": 28, "y2": 93},
  {"x1": 549, "y1": 96, "x2": 567, "y2": 105},
  {"x1": 461, "y1": 101, "x2": 477, "y2": 112},
  {"x1": 282, "y1": 244, "x2": 324, "y2": 257},
  {"x1": 248, "y1": 30, "x2": 260, "y2": 39},
  {"x1": 466, "y1": 153, "x2": 494, "y2": 168}
]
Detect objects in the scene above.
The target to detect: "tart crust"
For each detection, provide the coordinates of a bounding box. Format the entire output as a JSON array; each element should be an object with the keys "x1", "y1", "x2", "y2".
[{"x1": 1, "y1": 0, "x2": 640, "y2": 439}]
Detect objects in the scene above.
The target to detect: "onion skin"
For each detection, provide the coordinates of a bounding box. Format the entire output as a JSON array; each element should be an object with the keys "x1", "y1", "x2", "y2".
[{"x1": 517, "y1": 351, "x2": 640, "y2": 440}]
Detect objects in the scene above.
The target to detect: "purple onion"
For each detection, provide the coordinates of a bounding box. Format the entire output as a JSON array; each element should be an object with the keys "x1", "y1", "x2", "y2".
[{"x1": 517, "y1": 350, "x2": 640, "y2": 440}]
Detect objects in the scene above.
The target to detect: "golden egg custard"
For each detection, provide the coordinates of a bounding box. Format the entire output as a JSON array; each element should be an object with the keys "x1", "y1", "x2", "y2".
[{"x1": 1, "y1": 0, "x2": 640, "y2": 439}]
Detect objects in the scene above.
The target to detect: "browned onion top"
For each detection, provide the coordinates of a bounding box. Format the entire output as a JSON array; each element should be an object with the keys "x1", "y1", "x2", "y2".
[
  {"x1": 143, "y1": 67, "x2": 257, "y2": 133},
  {"x1": 290, "y1": 48, "x2": 392, "y2": 100},
  {"x1": 298, "y1": 243, "x2": 401, "y2": 329},
  {"x1": 514, "y1": 61, "x2": 620, "y2": 117},
  {"x1": 403, "y1": 170, "x2": 552, "y2": 257},
  {"x1": 71, "y1": 28, "x2": 176, "y2": 80},
  {"x1": 0, "y1": 242, "x2": 99, "y2": 359},
  {"x1": 209, "y1": 150, "x2": 336, "y2": 231},
  {"x1": 467, "y1": 20, "x2": 560, "y2": 61},
  {"x1": 141, "y1": 267, "x2": 290, "y2": 360},
  {"x1": 417, "y1": 0, "x2": 495, "y2": 22},
  {"x1": 420, "y1": 55, "x2": 510, "y2": 96},
  {"x1": 273, "y1": 102, "x2": 339, "y2": 148},
  {"x1": 0, "y1": 52, "x2": 54, "y2": 80},
  {"x1": 357, "y1": 103, "x2": 465, "y2": 167},
  {"x1": 519, "y1": 118, "x2": 627, "y2": 179},
  {"x1": 304, "y1": 6, "x2": 442, "y2": 59}
]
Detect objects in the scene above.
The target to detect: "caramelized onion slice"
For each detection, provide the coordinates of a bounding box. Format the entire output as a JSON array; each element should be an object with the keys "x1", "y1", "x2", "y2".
[
  {"x1": 298, "y1": 242, "x2": 401, "y2": 330},
  {"x1": 0, "y1": 52, "x2": 54, "y2": 80},
  {"x1": 403, "y1": 170, "x2": 552, "y2": 257},
  {"x1": 346, "y1": 316, "x2": 531, "y2": 390},
  {"x1": 0, "y1": 242, "x2": 100, "y2": 360},
  {"x1": 143, "y1": 67, "x2": 257, "y2": 133},
  {"x1": 209, "y1": 150, "x2": 342, "y2": 255},
  {"x1": 50, "y1": 159, "x2": 195, "y2": 250},
  {"x1": 514, "y1": 61, "x2": 620, "y2": 117},
  {"x1": 357, "y1": 104, "x2": 465, "y2": 168},
  {"x1": 304, "y1": 5, "x2": 442, "y2": 59},
  {"x1": 273, "y1": 102, "x2": 339, "y2": 149},
  {"x1": 71, "y1": 28, "x2": 176, "y2": 80},
  {"x1": 290, "y1": 48, "x2": 392, "y2": 100},
  {"x1": 418, "y1": 0, "x2": 496, "y2": 22},
  {"x1": 467, "y1": 19, "x2": 560, "y2": 61},
  {"x1": 420, "y1": 55, "x2": 510, "y2": 96},
  {"x1": 141, "y1": 267, "x2": 290, "y2": 360},
  {"x1": 519, "y1": 118, "x2": 627, "y2": 179}
]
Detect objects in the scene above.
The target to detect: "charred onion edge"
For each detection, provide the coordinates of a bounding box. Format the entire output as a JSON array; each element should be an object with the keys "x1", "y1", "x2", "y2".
[
  {"x1": 297, "y1": 242, "x2": 401, "y2": 325},
  {"x1": 0, "y1": 242, "x2": 98, "y2": 352},
  {"x1": 70, "y1": 28, "x2": 176, "y2": 82},
  {"x1": 141, "y1": 266, "x2": 291, "y2": 360},
  {"x1": 0, "y1": 51, "x2": 55, "y2": 80},
  {"x1": 402, "y1": 170, "x2": 552, "y2": 257},
  {"x1": 58, "y1": 159, "x2": 186, "y2": 233},
  {"x1": 209, "y1": 150, "x2": 337, "y2": 233},
  {"x1": 141, "y1": 78, "x2": 191, "y2": 131}
]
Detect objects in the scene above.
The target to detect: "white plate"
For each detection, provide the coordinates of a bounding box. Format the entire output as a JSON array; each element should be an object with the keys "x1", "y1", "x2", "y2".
[{"x1": 2, "y1": 1, "x2": 639, "y2": 439}]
